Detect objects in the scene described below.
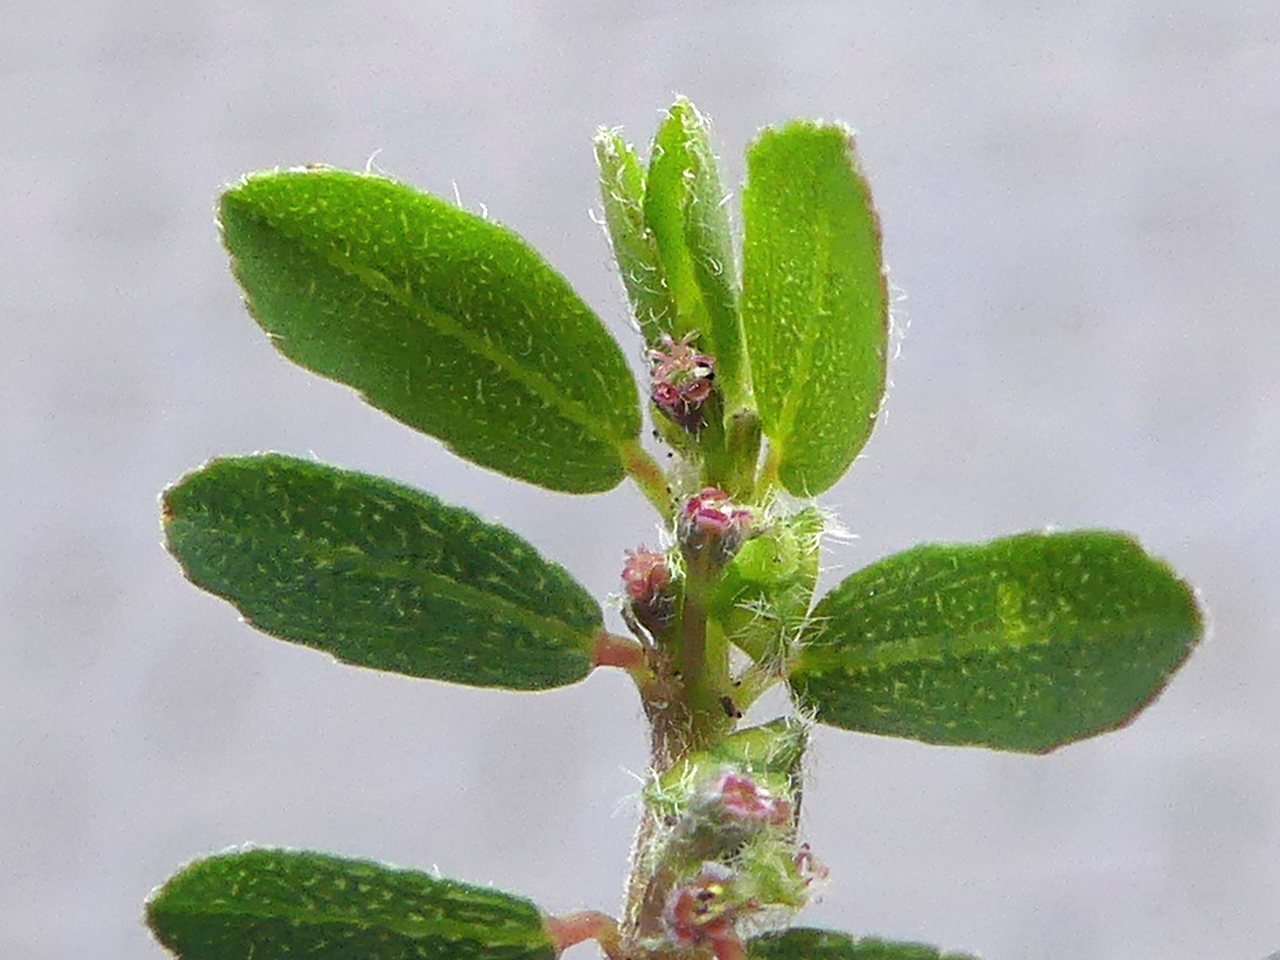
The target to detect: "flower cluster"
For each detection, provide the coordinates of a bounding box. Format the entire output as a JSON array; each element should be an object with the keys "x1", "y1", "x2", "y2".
[
  {"x1": 661, "y1": 862, "x2": 741, "y2": 960},
  {"x1": 621, "y1": 546, "x2": 676, "y2": 636},
  {"x1": 678, "y1": 487, "x2": 755, "y2": 564},
  {"x1": 711, "y1": 771, "x2": 793, "y2": 828},
  {"x1": 651, "y1": 763, "x2": 820, "y2": 959},
  {"x1": 650, "y1": 333, "x2": 716, "y2": 433},
  {"x1": 671, "y1": 766, "x2": 796, "y2": 853}
]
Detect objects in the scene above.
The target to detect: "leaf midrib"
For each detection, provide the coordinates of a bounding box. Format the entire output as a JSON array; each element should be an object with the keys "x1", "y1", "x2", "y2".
[
  {"x1": 175, "y1": 517, "x2": 599, "y2": 644},
  {"x1": 239, "y1": 196, "x2": 634, "y2": 460},
  {"x1": 802, "y1": 605, "x2": 1180, "y2": 675},
  {"x1": 769, "y1": 179, "x2": 829, "y2": 457}
]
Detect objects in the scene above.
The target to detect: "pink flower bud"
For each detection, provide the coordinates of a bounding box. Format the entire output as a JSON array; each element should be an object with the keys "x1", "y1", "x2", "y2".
[
  {"x1": 712, "y1": 771, "x2": 793, "y2": 827},
  {"x1": 678, "y1": 488, "x2": 754, "y2": 562},
  {"x1": 622, "y1": 546, "x2": 675, "y2": 635},
  {"x1": 661, "y1": 863, "x2": 737, "y2": 949},
  {"x1": 622, "y1": 547, "x2": 670, "y2": 600},
  {"x1": 650, "y1": 333, "x2": 716, "y2": 433}
]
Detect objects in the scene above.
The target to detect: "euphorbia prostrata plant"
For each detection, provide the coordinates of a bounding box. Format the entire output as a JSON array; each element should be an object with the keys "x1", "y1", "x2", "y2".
[{"x1": 149, "y1": 97, "x2": 1204, "y2": 960}]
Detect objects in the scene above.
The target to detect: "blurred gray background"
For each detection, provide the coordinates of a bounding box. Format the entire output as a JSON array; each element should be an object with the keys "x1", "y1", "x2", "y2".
[{"x1": 4, "y1": 2, "x2": 1278, "y2": 958}]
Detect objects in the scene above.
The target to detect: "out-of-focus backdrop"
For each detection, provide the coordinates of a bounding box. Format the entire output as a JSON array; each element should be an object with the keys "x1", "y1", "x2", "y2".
[{"x1": 4, "y1": 3, "x2": 1277, "y2": 959}]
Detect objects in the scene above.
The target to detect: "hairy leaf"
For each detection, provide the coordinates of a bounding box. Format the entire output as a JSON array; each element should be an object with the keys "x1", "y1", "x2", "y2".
[
  {"x1": 594, "y1": 128, "x2": 676, "y2": 345},
  {"x1": 709, "y1": 508, "x2": 823, "y2": 664},
  {"x1": 647, "y1": 719, "x2": 808, "y2": 824},
  {"x1": 644, "y1": 98, "x2": 748, "y2": 408},
  {"x1": 751, "y1": 927, "x2": 978, "y2": 960},
  {"x1": 146, "y1": 848, "x2": 555, "y2": 960},
  {"x1": 684, "y1": 717, "x2": 807, "y2": 788},
  {"x1": 163, "y1": 454, "x2": 601, "y2": 690},
  {"x1": 219, "y1": 168, "x2": 640, "y2": 493},
  {"x1": 742, "y1": 121, "x2": 888, "y2": 495},
  {"x1": 790, "y1": 531, "x2": 1203, "y2": 752}
]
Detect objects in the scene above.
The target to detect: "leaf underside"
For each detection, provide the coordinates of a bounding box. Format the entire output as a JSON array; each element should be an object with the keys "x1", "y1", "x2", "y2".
[
  {"x1": 790, "y1": 530, "x2": 1202, "y2": 753},
  {"x1": 751, "y1": 927, "x2": 978, "y2": 960},
  {"x1": 219, "y1": 168, "x2": 640, "y2": 493},
  {"x1": 163, "y1": 453, "x2": 601, "y2": 690},
  {"x1": 742, "y1": 120, "x2": 888, "y2": 496},
  {"x1": 146, "y1": 848, "x2": 556, "y2": 960}
]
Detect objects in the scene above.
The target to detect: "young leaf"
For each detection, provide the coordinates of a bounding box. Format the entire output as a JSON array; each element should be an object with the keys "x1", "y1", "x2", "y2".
[
  {"x1": 742, "y1": 121, "x2": 888, "y2": 496},
  {"x1": 708, "y1": 508, "x2": 823, "y2": 664},
  {"x1": 594, "y1": 128, "x2": 677, "y2": 345},
  {"x1": 751, "y1": 927, "x2": 978, "y2": 960},
  {"x1": 146, "y1": 848, "x2": 556, "y2": 960},
  {"x1": 643, "y1": 98, "x2": 749, "y2": 408},
  {"x1": 646, "y1": 719, "x2": 808, "y2": 826},
  {"x1": 219, "y1": 168, "x2": 641, "y2": 494},
  {"x1": 687, "y1": 717, "x2": 808, "y2": 786},
  {"x1": 789, "y1": 531, "x2": 1203, "y2": 753},
  {"x1": 163, "y1": 453, "x2": 602, "y2": 690}
]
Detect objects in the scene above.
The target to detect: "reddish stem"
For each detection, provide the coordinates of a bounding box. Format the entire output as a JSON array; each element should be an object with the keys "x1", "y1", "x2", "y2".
[
  {"x1": 709, "y1": 931, "x2": 749, "y2": 960},
  {"x1": 593, "y1": 630, "x2": 647, "y2": 672},
  {"x1": 544, "y1": 911, "x2": 621, "y2": 958}
]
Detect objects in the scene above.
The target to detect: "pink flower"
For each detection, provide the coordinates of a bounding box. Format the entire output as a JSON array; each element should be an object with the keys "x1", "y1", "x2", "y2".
[
  {"x1": 661, "y1": 863, "x2": 737, "y2": 949},
  {"x1": 622, "y1": 546, "x2": 675, "y2": 635},
  {"x1": 678, "y1": 488, "x2": 754, "y2": 562},
  {"x1": 622, "y1": 547, "x2": 670, "y2": 601},
  {"x1": 794, "y1": 843, "x2": 830, "y2": 888},
  {"x1": 712, "y1": 772, "x2": 793, "y2": 827},
  {"x1": 650, "y1": 333, "x2": 716, "y2": 432}
]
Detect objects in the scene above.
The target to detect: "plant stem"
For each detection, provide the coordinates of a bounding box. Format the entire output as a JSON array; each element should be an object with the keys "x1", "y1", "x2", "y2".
[
  {"x1": 544, "y1": 911, "x2": 623, "y2": 960},
  {"x1": 754, "y1": 443, "x2": 781, "y2": 500},
  {"x1": 623, "y1": 438, "x2": 674, "y2": 516},
  {"x1": 593, "y1": 630, "x2": 647, "y2": 672},
  {"x1": 704, "y1": 407, "x2": 761, "y2": 500},
  {"x1": 677, "y1": 551, "x2": 733, "y2": 753},
  {"x1": 727, "y1": 660, "x2": 783, "y2": 713}
]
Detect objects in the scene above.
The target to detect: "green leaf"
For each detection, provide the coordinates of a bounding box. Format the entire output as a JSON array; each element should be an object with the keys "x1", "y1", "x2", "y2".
[
  {"x1": 672, "y1": 717, "x2": 808, "y2": 794},
  {"x1": 742, "y1": 121, "x2": 888, "y2": 496},
  {"x1": 647, "y1": 720, "x2": 807, "y2": 814},
  {"x1": 146, "y1": 848, "x2": 556, "y2": 960},
  {"x1": 219, "y1": 168, "x2": 640, "y2": 493},
  {"x1": 709, "y1": 508, "x2": 824, "y2": 664},
  {"x1": 790, "y1": 531, "x2": 1203, "y2": 753},
  {"x1": 643, "y1": 98, "x2": 749, "y2": 408},
  {"x1": 751, "y1": 928, "x2": 978, "y2": 960},
  {"x1": 594, "y1": 127, "x2": 677, "y2": 345},
  {"x1": 163, "y1": 454, "x2": 601, "y2": 690}
]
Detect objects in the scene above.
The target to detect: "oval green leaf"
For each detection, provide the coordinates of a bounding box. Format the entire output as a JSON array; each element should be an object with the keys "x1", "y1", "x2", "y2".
[
  {"x1": 163, "y1": 453, "x2": 602, "y2": 690},
  {"x1": 219, "y1": 168, "x2": 640, "y2": 493},
  {"x1": 790, "y1": 530, "x2": 1203, "y2": 753},
  {"x1": 751, "y1": 928, "x2": 978, "y2": 960},
  {"x1": 742, "y1": 121, "x2": 888, "y2": 496},
  {"x1": 146, "y1": 848, "x2": 556, "y2": 960},
  {"x1": 594, "y1": 127, "x2": 677, "y2": 346},
  {"x1": 644, "y1": 98, "x2": 749, "y2": 409}
]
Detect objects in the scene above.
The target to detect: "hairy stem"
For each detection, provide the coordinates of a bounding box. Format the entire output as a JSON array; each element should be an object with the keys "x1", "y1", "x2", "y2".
[
  {"x1": 676, "y1": 551, "x2": 733, "y2": 754},
  {"x1": 703, "y1": 407, "x2": 761, "y2": 500},
  {"x1": 623, "y1": 439, "x2": 675, "y2": 516}
]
